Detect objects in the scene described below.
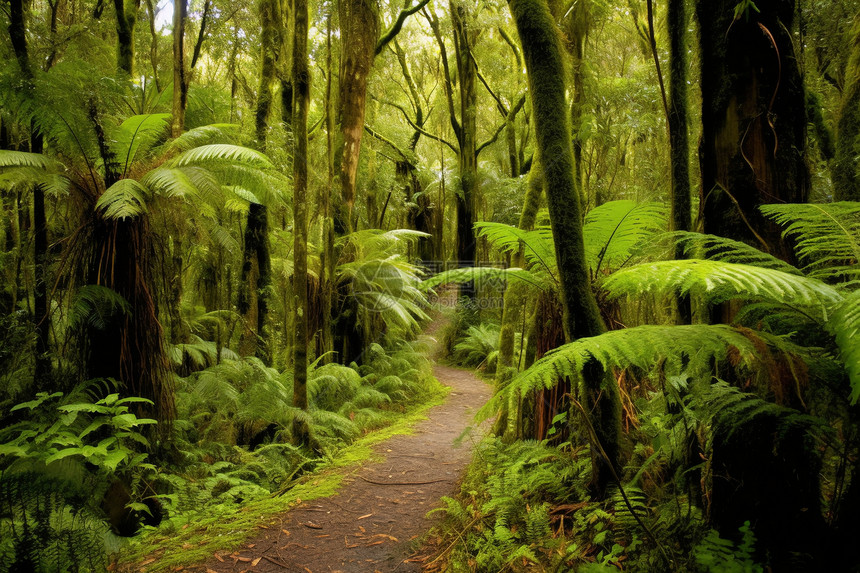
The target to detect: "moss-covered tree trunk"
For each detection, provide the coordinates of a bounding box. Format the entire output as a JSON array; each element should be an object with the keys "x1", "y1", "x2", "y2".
[
  {"x1": 335, "y1": 0, "x2": 379, "y2": 234},
  {"x1": 292, "y1": 0, "x2": 312, "y2": 444},
  {"x1": 833, "y1": 14, "x2": 860, "y2": 201},
  {"x1": 697, "y1": 0, "x2": 809, "y2": 260},
  {"x1": 171, "y1": 0, "x2": 188, "y2": 138},
  {"x1": 494, "y1": 154, "x2": 543, "y2": 438},
  {"x1": 451, "y1": 0, "x2": 478, "y2": 283},
  {"x1": 509, "y1": 0, "x2": 619, "y2": 496},
  {"x1": 318, "y1": 7, "x2": 335, "y2": 363},
  {"x1": 113, "y1": 0, "x2": 137, "y2": 76},
  {"x1": 238, "y1": 0, "x2": 282, "y2": 363},
  {"x1": 668, "y1": 0, "x2": 691, "y2": 324}
]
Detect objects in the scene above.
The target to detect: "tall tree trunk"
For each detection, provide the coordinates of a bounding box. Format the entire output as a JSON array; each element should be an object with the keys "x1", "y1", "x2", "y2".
[
  {"x1": 238, "y1": 0, "x2": 281, "y2": 362},
  {"x1": 494, "y1": 153, "x2": 543, "y2": 438},
  {"x1": 113, "y1": 0, "x2": 136, "y2": 76},
  {"x1": 451, "y1": 0, "x2": 478, "y2": 283},
  {"x1": 318, "y1": 8, "x2": 334, "y2": 363},
  {"x1": 171, "y1": 0, "x2": 188, "y2": 137},
  {"x1": 697, "y1": 0, "x2": 809, "y2": 260},
  {"x1": 833, "y1": 14, "x2": 860, "y2": 201},
  {"x1": 145, "y1": 0, "x2": 161, "y2": 91},
  {"x1": 509, "y1": 0, "x2": 618, "y2": 496},
  {"x1": 668, "y1": 0, "x2": 692, "y2": 323},
  {"x1": 292, "y1": 0, "x2": 313, "y2": 445},
  {"x1": 8, "y1": 0, "x2": 50, "y2": 389},
  {"x1": 335, "y1": 0, "x2": 379, "y2": 234}
]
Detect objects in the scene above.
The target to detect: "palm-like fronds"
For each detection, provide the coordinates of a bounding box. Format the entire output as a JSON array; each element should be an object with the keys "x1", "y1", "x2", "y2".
[
  {"x1": 95, "y1": 179, "x2": 149, "y2": 219},
  {"x1": 474, "y1": 222, "x2": 558, "y2": 279},
  {"x1": 670, "y1": 231, "x2": 801, "y2": 274},
  {"x1": 583, "y1": 200, "x2": 668, "y2": 275},
  {"x1": 829, "y1": 290, "x2": 860, "y2": 402},
  {"x1": 482, "y1": 324, "x2": 761, "y2": 417},
  {"x1": 110, "y1": 113, "x2": 171, "y2": 177},
  {"x1": 761, "y1": 202, "x2": 860, "y2": 284},
  {"x1": 603, "y1": 259, "x2": 842, "y2": 320}
]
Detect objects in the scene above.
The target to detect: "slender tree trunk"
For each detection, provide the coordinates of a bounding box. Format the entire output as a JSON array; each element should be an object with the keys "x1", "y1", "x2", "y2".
[
  {"x1": 668, "y1": 0, "x2": 692, "y2": 323},
  {"x1": 171, "y1": 0, "x2": 188, "y2": 137},
  {"x1": 509, "y1": 0, "x2": 618, "y2": 496},
  {"x1": 318, "y1": 8, "x2": 335, "y2": 363},
  {"x1": 292, "y1": 0, "x2": 313, "y2": 445},
  {"x1": 451, "y1": 0, "x2": 478, "y2": 285},
  {"x1": 7, "y1": 0, "x2": 50, "y2": 389},
  {"x1": 833, "y1": 14, "x2": 860, "y2": 201},
  {"x1": 697, "y1": 0, "x2": 809, "y2": 260},
  {"x1": 335, "y1": 0, "x2": 379, "y2": 234},
  {"x1": 145, "y1": 0, "x2": 161, "y2": 91},
  {"x1": 113, "y1": 0, "x2": 136, "y2": 76},
  {"x1": 494, "y1": 153, "x2": 543, "y2": 438}
]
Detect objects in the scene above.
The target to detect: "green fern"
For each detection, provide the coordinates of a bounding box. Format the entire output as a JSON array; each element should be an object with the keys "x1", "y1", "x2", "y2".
[
  {"x1": 829, "y1": 290, "x2": 860, "y2": 401},
  {"x1": 761, "y1": 202, "x2": 860, "y2": 284},
  {"x1": 603, "y1": 259, "x2": 841, "y2": 320},
  {"x1": 583, "y1": 200, "x2": 668, "y2": 275}
]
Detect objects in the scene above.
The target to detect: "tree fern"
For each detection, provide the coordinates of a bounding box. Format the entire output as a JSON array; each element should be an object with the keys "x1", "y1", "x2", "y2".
[
  {"x1": 110, "y1": 113, "x2": 171, "y2": 177},
  {"x1": 95, "y1": 179, "x2": 149, "y2": 219}
]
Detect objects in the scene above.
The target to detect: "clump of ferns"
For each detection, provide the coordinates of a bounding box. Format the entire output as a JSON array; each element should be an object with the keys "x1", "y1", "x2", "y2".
[{"x1": 452, "y1": 323, "x2": 502, "y2": 373}]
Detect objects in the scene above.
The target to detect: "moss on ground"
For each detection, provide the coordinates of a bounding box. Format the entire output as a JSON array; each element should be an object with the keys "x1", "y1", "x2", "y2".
[{"x1": 117, "y1": 381, "x2": 448, "y2": 572}]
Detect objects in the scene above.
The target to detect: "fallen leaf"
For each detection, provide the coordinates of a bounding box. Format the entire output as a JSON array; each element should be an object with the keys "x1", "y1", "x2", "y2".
[
  {"x1": 358, "y1": 525, "x2": 366, "y2": 533},
  {"x1": 366, "y1": 541, "x2": 384, "y2": 546},
  {"x1": 141, "y1": 558, "x2": 156, "y2": 566},
  {"x1": 182, "y1": 543, "x2": 192, "y2": 550},
  {"x1": 247, "y1": 544, "x2": 255, "y2": 548},
  {"x1": 236, "y1": 557, "x2": 252, "y2": 562},
  {"x1": 303, "y1": 521, "x2": 323, "y2": 529},
  {"x1": 281, "y1": 529, "x2": 291, "y2": 536},
  {"x1": 207, "y1": 569, "x2": 219, "y2": 573},
  {"x1": 357, "y1": 513, "x2": 373, "y2": 520},
  {"x1": 251, "y1": 557, "x2": 261, "y2": 567},
  {"x1": 214, "y1": 553, "x2": 224, "y2": 562}
]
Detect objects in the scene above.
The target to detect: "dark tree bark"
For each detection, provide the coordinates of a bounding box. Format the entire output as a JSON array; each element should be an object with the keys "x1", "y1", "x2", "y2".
[
  {"x1": 668, "y1": 0, "x2": 692, "y2": 323},
  {"x1": 113, "y1": 0, "x2": 137, "y2": 76},
  {"x1": 697, "y1": 0, "x2": 809, "y2": 259},
  {"x1": 292, "y1": 0, "x2": 313, "y2": 446},
  {"x1": 509, "y1": 0, "x2": 619, "y2": 496},
  {"x1": 145, "y1": 0, "x2": 161, "y2": 91},
  {"x1": 171, "y1": 0, "x2": 188, "y2": 137}
]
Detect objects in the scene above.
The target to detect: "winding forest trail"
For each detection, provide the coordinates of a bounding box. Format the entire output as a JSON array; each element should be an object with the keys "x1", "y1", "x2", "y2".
[{"x1": 195, "y1": 333, "x2": 489, "y2": 572}]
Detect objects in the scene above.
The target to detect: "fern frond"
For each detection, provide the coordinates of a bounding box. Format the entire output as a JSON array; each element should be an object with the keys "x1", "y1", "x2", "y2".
[
  {"x1": 68, "y1": 285, "x2": 130, "y2": 329},
  {"x1": 475, "y1": 222, "x2": 557, "y2": 276},
  {"x1": 172, "y1": 144, "x2": 273, "y2": 169},
  {"x1": 420, "y1": 266, "x2": 544, "y2": 292},
  {"x1": 95, "y1": 179, "x2": 149, "y2": 219},
  {"x1": 160, "y1": 124, "x2": 241, "y2": 153},
  {"x1": 488, "y1": 325, "x2": 760, "y2": 417},
  {"x1": 583, "y1": 200, "x2": 668, "y2": 274},
  {"x1": 671, "y1": 231, "x2": 801, "y2": 274},
  {"x1": 761, "y1": 202, "x2": 860, "y2": 284},
  {"x1": 603, "y1": 259, "x2": 842, "y2": 320},
  {"x1": 110, "y1": 113, "x2": 171, "y2": 176},
  {"x1": 140, "y1": 167, "x2": 199, "y2": 199},
  {"x1": 828, "y1": 290, "x2": 860, "y2": 402},
  {"x1": 0, "y1": 150, "x2": 59, "y2": 169}
]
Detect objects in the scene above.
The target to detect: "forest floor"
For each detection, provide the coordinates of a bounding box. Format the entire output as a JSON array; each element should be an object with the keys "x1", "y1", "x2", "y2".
[{"x1": 188, "y1": 324, "x2": 489, "y2": 572}]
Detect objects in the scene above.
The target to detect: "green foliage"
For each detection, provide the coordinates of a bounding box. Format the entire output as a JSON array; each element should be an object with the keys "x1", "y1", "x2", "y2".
[
  {"x1": 0, "y1": 387, "x2": 156, "y2": 572},
  {"x1": 453, "y1": 323, "x2": 501, "y2": 372},
  {"x1": 693, "y1": 522, "x2": 763, "y2": 573},
  {"x1": 760, "y1": 202, "x2": 860, "y2": 285}
]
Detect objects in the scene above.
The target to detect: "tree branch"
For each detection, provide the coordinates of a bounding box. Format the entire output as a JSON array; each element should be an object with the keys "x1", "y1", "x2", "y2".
[
  {"x1": 364, "y1": 124, "x2": 411, "y2": 163},
  {"x1": 375, "y1": 0, "x2": 432, "y2": 56}
]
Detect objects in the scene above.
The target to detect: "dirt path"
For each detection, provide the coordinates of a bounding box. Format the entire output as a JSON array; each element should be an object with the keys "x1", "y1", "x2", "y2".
[{"x1": 194, "y1": 363, "x2": 488, "y2": 573}]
